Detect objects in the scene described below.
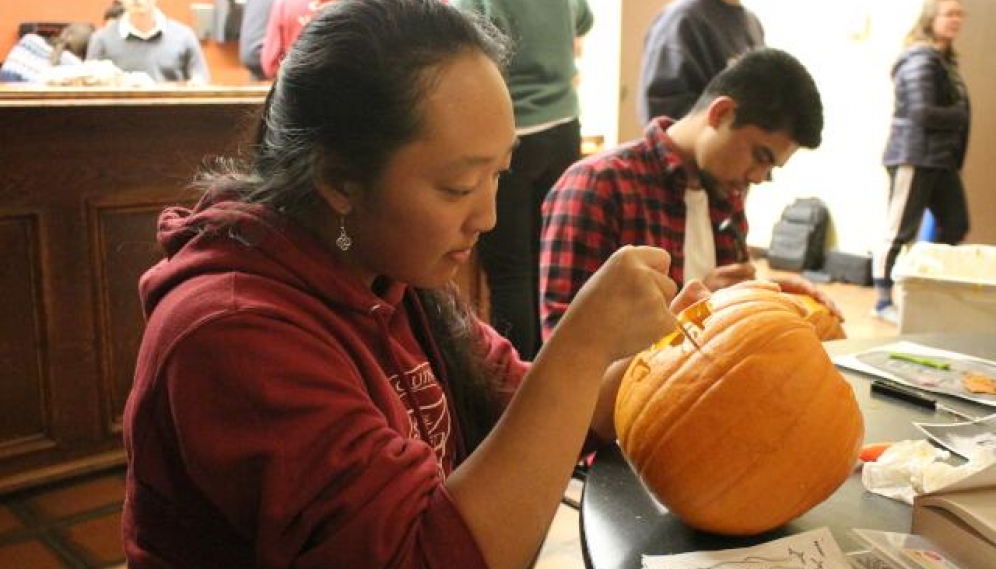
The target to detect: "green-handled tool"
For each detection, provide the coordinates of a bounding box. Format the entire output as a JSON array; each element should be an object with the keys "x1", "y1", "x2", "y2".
[{"x1": 888, "y1": 352, "x2": 951, "y2": 370}]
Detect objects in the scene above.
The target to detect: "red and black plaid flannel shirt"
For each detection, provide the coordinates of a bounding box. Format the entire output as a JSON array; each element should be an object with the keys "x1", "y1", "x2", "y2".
[{"x1": 539, "y1": 117, "x2": 747, "y2": 339}]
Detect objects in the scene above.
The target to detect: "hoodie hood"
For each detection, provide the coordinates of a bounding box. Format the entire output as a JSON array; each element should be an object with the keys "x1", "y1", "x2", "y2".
[
  {"x1": 123, "y1": 188, "x2": 514, "y2": 567},
  {"x1": 140, "y1": 191, "x2": 405, "y2": 320}
]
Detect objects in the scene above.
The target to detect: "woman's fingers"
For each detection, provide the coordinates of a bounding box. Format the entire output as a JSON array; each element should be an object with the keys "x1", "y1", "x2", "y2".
[{"x1": 557, "y1": 246, "x2": 680, "y2": 362}]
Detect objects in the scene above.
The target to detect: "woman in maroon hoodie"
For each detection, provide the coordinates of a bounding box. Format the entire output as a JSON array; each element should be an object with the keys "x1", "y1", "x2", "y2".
[{"x1": 123, "y1": 1, "x2": 700, "y2": 567}]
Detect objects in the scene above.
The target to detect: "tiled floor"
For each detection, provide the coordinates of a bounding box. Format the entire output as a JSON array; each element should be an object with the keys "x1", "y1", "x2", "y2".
[
  {"x1": 0, "y1": 259, "x2": 893, "y2": 569},
  {"x1": 0, "y1": 468, "x2": 127, "y2": 568}
]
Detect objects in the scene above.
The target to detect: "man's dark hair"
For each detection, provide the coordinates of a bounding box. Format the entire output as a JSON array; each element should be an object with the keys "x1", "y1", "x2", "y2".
[{"x1": 691, "y1": 48, "x2": 824, "y2": 149}]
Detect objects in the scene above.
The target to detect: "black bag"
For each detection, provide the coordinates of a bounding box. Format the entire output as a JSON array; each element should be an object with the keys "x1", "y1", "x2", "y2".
[
  {"x1": 824, "y1": 251, "x2": 873, "y2": 285},
  {"x1": 767, "y1": 197, "x2": 830, "y2": 272}
]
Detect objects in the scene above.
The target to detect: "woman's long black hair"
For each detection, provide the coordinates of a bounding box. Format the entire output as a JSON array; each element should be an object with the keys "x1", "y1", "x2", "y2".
[{"x1": 200, "y1": 0, "x2": 512, "y2": 452}]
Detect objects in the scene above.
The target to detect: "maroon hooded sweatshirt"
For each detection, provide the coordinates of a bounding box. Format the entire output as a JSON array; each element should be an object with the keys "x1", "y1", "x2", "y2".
[{"x1": 122, "y1": 195, "x2": 528, "y2": 568}]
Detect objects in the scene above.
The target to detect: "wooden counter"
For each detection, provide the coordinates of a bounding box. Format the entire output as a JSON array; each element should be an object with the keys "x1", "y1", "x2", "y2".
[
  {"x1": 0, "y1": 84, "x2": 272, "y2": 105},
  {"x1": 0, "y1": 85, "x2": 488, "y2": 493},
  {"x1": 0, "y1": 86, "x2": 268, "y2": 493}
]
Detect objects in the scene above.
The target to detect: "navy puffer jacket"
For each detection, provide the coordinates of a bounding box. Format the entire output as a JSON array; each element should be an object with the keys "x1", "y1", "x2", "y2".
[{"x1": 883, "y1": 44, "x2": 970, "y2": 170}]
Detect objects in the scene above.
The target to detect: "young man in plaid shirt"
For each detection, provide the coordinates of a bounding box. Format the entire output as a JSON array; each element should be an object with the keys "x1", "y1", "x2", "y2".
[{"x1": 540, "y1": 48, "x2": 830, "y2": 339}]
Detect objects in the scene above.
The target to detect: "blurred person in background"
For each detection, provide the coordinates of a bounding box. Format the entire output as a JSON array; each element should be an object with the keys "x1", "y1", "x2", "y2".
[
  {"x1": 453, "y1": 0, "x2": 593, "y2": 360},
  {"x1": 49, "y1": 23, "x2": 95, "y2": 64},
  {"x1": 86, "y1": 0, "x2": 210, "y2": 83},
  {"x1": 260, "y1": 0, "x2": 336, "y2": 78},
  {"x1": 872, "y1": 0, "x2": 970, "y2": 324},
  {"x1": 1, "y1": 23, "x2": 94, "y2": 83},
  {"x1": 239, "y1": 0, "x2": 275, "y2": 80},
  {"x1": 638, "y1": 0, "x2": 764, "y2": 126}
]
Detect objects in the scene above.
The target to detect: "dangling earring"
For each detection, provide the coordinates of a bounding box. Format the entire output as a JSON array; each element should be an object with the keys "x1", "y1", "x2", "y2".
[{"x1": 335, "y1": 216, "x2": 352, "y2": 251}]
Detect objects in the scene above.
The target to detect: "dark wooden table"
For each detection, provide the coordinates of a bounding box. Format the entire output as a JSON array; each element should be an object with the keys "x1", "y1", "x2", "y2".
[{"x1": 580, "y1": 333, "x2": 996, "y2": 569}]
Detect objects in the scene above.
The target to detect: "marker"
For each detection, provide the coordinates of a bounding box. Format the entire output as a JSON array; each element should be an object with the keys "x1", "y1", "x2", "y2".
[
  {"x1": 870, "y1": 380, "x2": 977, "y2": 421},
  {"x1": 871, "y1": 380, "x2": 935, "y2": 409},
  {"x1": 718, "y1": 217, "x2": 748, "y2": 263},
  {"x1": 888, "y1": 352, "x2": 951, "y2": 370}
]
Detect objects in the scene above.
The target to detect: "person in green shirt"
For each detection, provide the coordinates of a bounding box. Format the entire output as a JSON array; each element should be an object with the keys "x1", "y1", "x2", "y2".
[{"x1": 454, "y1": 0, "x2": 592, "y2": 360}]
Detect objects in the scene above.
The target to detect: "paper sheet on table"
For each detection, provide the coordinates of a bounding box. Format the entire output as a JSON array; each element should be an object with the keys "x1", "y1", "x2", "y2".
[
  {"x1": 915, "y1": 413, "x2": 996, "y2": 459},
  {"x1": 641, "y1": 527, "x2": 849, "y2": 569},
  {"x1": 832, "y1": 341, "x2": 996, "y2": 407}
]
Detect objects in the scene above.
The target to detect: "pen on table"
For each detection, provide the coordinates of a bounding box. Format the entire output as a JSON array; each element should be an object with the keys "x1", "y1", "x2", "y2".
[{"x1": 869, "y1": 380, "x2": 978, "y2": 421}]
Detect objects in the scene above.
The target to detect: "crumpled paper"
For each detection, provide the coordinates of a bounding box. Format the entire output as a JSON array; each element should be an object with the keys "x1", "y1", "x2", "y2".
[{"x1": 861, "y1": 439, "x2": 996, "y2": 504}]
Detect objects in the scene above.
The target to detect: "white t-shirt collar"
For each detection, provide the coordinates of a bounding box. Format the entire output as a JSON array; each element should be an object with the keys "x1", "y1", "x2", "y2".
[{"x1": 119, "y1": 9, "x2": 167, "y2": 40}]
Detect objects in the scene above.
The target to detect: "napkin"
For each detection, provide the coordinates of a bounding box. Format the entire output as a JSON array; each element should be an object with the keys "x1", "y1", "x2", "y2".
[{"x1": 861, "y1": 439, "x2": 996, "y2": 504}]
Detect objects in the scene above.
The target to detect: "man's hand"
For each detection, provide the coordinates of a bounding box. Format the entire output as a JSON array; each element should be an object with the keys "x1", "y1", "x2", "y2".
[
  {"x1": 771, "y1": 276, "x2": 844, "y2": 320},
  {"x1": 703, "y1": 262, "x2": 756, "y2": 291}
]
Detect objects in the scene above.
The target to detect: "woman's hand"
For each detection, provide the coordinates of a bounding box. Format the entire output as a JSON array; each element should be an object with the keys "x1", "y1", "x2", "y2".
[
  {"x1": 450, "y1": 246, "x2": 678, "y2": 569},
  {"x1": 555, "y1": 246, "x2": 679, "y2": 365}
]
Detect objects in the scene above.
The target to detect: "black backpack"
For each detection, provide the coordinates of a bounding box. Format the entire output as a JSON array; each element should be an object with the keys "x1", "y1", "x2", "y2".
[{"x1": 767, "y1": 197, "x2": 830, "y2": 272}]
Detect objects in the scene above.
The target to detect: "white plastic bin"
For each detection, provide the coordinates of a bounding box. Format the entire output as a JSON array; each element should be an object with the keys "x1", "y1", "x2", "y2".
[{"x1": 893, "y1": 243, "x2": 996, "y2": 334}]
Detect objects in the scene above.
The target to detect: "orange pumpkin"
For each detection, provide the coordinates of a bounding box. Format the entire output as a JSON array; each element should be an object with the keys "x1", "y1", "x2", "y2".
[
  {"x1": 614, "y1": 281, "x2": 863, "y2": 536},
  {"x1": 788, "y1": 293, "x2": 847, "y2": 340}
]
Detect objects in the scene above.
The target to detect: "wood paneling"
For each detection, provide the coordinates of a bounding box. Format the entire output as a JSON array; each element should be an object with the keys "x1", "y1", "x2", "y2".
[
  {"x1": 0, "y1": 86, "x2": 265, "y2": 493},
  {"x1": 0, "y1": 216, "x2": 51, "y2": 460},
  {"x1": 0, "y1": 85, "x2": 491, "y2": 493},
  {"x1": 91, "y1": 206, "x2": 172, "y2": 433}
]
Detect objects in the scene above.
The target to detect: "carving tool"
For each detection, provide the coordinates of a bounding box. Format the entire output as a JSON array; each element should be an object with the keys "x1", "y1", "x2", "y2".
[
  {"x1": 665, "y1": 309, "x2": 704, "y2": 353},
  {"x1": 718, "y1": 217, "x2": 749, "y2": 263},
  {"x1": 870, "y1": 380, "x2": 977, "y2": 421}
]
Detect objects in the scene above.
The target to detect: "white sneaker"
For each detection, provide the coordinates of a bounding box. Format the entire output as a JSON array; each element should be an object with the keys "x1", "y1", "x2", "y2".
[{"x1": 871, "y1": 304, "x2": 899, "y2": 325}]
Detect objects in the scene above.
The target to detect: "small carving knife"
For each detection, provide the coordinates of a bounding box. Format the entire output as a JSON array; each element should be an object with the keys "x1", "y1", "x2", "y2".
[{"x1": 665, "y1": 309, "x2": 704, "y2": 353}]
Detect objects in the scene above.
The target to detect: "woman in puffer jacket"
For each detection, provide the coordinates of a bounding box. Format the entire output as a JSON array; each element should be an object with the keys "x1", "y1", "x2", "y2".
[{"x1": 872, "y1": 0, "x2": 970, "y2": 323}]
